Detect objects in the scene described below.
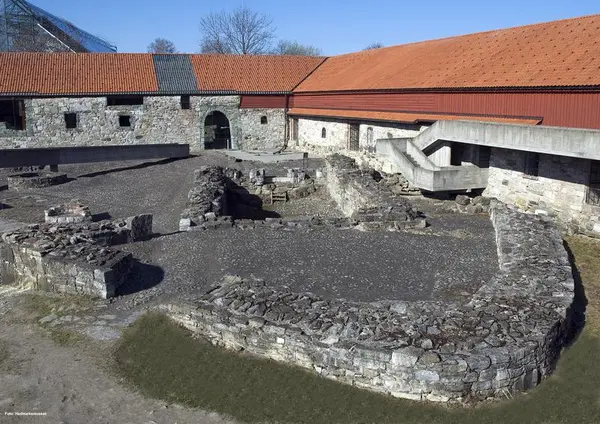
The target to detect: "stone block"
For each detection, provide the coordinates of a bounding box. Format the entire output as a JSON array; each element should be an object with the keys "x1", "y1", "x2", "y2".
[{"x1": 125, "y1": 213, "x2": 153, "y2": 241}]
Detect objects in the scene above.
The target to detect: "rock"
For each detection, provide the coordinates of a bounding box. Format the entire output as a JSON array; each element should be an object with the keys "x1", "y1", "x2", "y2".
[
  {"x1": 39, "y1": 314, "x2": 58, "y2": 324},
  {"x1": 455, "y1": 194, "x2": 471, "y2": 206},
  {"x1": 418, "y1": 352, "x2": 441, "y2": 364},
  {"x1": 125, "y1": 213, "x2": 153, "y2": 241}
]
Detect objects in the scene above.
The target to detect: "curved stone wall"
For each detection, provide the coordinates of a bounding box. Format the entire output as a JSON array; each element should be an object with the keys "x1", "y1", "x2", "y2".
[{"x1": 162, "y1": 202, "x2": 576, "y2": 402}]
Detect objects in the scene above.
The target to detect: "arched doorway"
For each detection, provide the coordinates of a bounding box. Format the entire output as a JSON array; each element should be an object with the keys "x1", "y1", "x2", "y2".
[{"x1": 204, "y1": 111, "x2": 231, "y2": 149}]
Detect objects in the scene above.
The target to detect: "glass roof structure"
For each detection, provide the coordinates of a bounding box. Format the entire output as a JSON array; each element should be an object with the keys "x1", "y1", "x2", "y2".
[{"x1": 0, "y1": 0, "x2": 116, "y2": 52}]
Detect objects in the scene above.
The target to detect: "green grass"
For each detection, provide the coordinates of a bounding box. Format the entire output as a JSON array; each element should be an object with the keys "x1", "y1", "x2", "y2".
[
  {"x1": 112, "y1": 236, "x2": 600, "y2": 424},
  {"x1": 23, "y1": 293, "x2": 91, "y2": 345}
]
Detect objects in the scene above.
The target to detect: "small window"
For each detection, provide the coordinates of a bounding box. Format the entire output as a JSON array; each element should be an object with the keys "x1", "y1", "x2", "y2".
[
  {"x1": 119, "y1": 115, "x2": 131, "y2": 127},
  {"x1": 107, "y1": 96, "x2": 143, "y2": 106},
  {"x1": 64, "y1": 113, "x2": 77, "y2": 129},
  {"x1": 321, "y1": 127, "x2": 327, "y2": 138},
  {"x1": 366, "y1": 127, "x2": 374, "y2": 144},
  {"x1": 587, "y1": 160, "x2": 600, "y2": 206},
  {"x1": 524, "y1": 152, "x2": 539, "y2": 177},
  {"x1": 387, "y1": 132, "x2": 393, "y2": 139},
  {"x1": 260, "y1": 116, "x2": 268, "y2": 125},
  {"x1": 180, "y1": 95, "x2": 191, "y2": 110}
]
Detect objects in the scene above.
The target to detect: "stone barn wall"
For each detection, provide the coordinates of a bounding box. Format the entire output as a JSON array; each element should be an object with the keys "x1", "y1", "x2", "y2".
[
  {"x1": 484, "y1": 147, "x2": 600, "y2": 233},
  {"x1": 294, "y1": 117, "x2": 424, "y2": 154},
  {"x1": 0, "y1": 95, "x2": 286, "y2": 153},
  {"x1": 239, "y1": 108, "x2": 286, "y2": 151}
]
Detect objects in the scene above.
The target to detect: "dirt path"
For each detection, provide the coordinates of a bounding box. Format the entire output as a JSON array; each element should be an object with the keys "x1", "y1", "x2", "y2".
[{"x1": 0, "y1": 288, "x2": 236, "y2": 424}]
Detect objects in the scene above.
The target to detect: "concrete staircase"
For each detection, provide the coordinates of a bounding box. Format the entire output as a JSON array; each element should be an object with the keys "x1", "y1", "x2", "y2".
[
  {"x1": 376, "y1": 136, "x2": 489, "y2": 192},
  {"x1": 376, "y1": 119, "x2": 600, "y2": 192}
]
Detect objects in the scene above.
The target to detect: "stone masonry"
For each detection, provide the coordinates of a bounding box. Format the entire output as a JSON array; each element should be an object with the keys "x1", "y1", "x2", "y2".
[
  {"x1": 484, "y1": 147, "x2": 600, "y2": 235},
  {"x1": 0, "y1": 95, "x2": 287, "y2": 153},
  {"x1": 0, "y1": 214, "x2": 152, "y2": 298},
  {"x1": 324, "y1": 154, "x2": 426, "y2": 229},
  {"x1": 161, "y1": 202, "x2": 576, "y2": 403}
]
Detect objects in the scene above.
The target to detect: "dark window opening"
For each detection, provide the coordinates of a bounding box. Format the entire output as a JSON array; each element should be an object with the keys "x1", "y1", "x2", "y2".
[
  {"x1": 0, "y1": 99, "x2": 25, "y2": 130},
  {"x1": 180, "y1": 95, "x2": 191, "y2": 110},
  {"x1": 64, "y1": 113, "x2": 77, "y2": 129},
  {"x1": 349, "y1": 123, "x2": 359, "y2": 151},
  {"x1": 291, "y1": 118, "x2": 299, "y2": 142},
  {"x1": 366, "y1": 127, "x2": 374, "y2": 144},
  {"x1": 107, "y1": 96, "x2": 144, "y2": 106},
  {"x1": 321, "y1": 127, "x2": 326, "y2": 138},
  {"x1": 587, "y1": 160, "x2": 600, "y2": 206},
  {"x1": 119, "y1": 115, "x2": 131, "y2": 127},
  {"x1": 260, "y1": 116, "x2": 268, "y2": 125},
  {"x1": 524, "y1": 152, "x2": 540, "y2": 177}
]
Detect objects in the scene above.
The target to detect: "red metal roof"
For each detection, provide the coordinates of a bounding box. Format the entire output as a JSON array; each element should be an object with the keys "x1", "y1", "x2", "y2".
[
  {"x1": 190, "y1": 55, "x2": 325, "y2": 93},
  {"x1": 0, "y1": 53, "x2": 324, "y2": 95},
  {"x1": 295, "y1": 14, "x2": 600, "y2": 92},
  {"x1": 0, "y1": 53, "x2": 158, "y2": 95},
  {"x1": 287, "y1": 108, "x2": 542, "y2": 125}
]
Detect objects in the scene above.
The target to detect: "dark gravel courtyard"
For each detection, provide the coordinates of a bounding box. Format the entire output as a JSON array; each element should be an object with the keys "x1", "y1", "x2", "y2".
[{"x1": 0, "y1": 153, "x2": 498, "y2": 305}]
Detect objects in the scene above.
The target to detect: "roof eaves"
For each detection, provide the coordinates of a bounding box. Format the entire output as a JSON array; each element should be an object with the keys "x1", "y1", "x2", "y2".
[{"x1": 293, "y1": 85, "x2": 600, "y2": 94}]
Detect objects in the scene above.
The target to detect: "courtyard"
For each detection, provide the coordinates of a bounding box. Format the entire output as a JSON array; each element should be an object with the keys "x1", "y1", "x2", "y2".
[{"x1": 0, "y1": 150, "x2": 581, "y2": 423}]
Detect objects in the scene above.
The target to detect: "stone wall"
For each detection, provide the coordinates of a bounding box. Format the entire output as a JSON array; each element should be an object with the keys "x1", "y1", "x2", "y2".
[
  {"x1": 239, "y1": 108, "x2": 286, "y2": 151},
  {"x1": 295, "y1": 117, "x2": 425, "y2": 155},
  {"x1": 0, "y1": 215, "x2": 152, "y2": 298},
  {"x1": 0, "y1": 95, "x2": 286, "y2": 153},
  {"x1": 161, "y1": 202, "x2": 576, "y2": 403},
  {"x1": 484, "y1": 147, "x2": 600, "y2": 233},
  {"x1": 324, "y1": 154, "x2": 424, "y2": 228},
  {"x1": 180, "y1": 166, "x2": 229, "y2": 230}
]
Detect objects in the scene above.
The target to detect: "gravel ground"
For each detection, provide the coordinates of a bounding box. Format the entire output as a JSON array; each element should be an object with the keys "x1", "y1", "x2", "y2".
[
  {"x1": 0, "y1": 153, "x2": 498, "y2": 304},
  {"x1": 0, "y1": 153, "x2": 327, "y2": 233},
  {"x1": 113, "y1": 214, "x2": 496, "y2": 308}
]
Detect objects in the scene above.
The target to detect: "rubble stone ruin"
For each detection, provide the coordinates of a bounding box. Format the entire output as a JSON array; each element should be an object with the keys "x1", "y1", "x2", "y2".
[{"x1": 0, "y1": 152, "x2": 578, "y2": 404}]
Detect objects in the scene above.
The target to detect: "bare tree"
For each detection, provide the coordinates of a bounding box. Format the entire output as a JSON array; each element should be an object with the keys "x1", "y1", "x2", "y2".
[
  {"x1": 147, "y1": 38, "x2": 177, "y2": 53},
  {"x1": 273, "y1": 40, "x2": 321, "y2": 56},
  {"x1": 199, "y1": 7, "x2": 275, "y2": 54},
  {"x1": 363, "y1": 42, "x2": 384, "y2": 50}
]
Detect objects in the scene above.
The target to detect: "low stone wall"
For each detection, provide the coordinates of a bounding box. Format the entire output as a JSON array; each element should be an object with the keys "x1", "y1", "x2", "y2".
[
  {"x1": 161, "y1": 202, "x2": 576, "y2": 403},
  {"x1": 324, "y1": 154, "x2": 426, "y2": 228},
  {"x1": 7, "y1": 171, "x2": 68, "y2": 190},
  {"x1": 0, "y1": 215, "x2": 152, "y2": 298},
  {"x1": 180, "y1": 166, "x2": 229, "y2": 230}
]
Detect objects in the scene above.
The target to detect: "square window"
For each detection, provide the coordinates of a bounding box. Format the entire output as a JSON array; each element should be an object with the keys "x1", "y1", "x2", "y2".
[
  {"x1": 119, "y1": 115, "x2": 131, "y2": 127},
  {"x1": 64, "y1": 113, "x2": 77, "y2": 129},
  {"x1": 260, "y1": 116, "x2": 268, "y2": 124},
  {"x1": 524, "y1": 152, "x2": 539, "y2": 177},
  {"x1": 181, "y1": 95, "x2": 191, "y2": 110}
]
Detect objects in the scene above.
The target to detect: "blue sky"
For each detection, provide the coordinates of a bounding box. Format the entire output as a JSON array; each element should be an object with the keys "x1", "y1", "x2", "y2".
[{"x1": 32, "y1": 0, "x2": 600, "y2": 55}]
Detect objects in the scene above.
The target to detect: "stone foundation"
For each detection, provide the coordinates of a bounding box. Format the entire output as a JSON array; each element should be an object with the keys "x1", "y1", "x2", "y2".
[
  {"x1": 0, "y1": 214, "x2": 152, "y2": 298},
  {"x1": 324, "y1": 154, "x2": 426, "y2": 228},
  {"x1": 45, "y1": 201, "x2": 92, "y2": 224},
  {"x1": 180, "y1": 166, "x2": 229, "y2": 230},
  {"x1": 161, "y1": 202, "x2": 576, "y2": 403},
  {"x1": 7, "y1": 171, "x2": 68, "y2": 190}
]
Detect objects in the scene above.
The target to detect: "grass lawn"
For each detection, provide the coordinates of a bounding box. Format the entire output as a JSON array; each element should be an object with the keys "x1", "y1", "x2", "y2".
[{"x1": 112, "y1": 235, "x2": 600, "y2": 424}]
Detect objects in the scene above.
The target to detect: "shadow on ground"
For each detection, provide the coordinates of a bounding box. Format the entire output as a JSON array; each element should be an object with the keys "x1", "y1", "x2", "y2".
[
  {"x1": 116, "y1": 261, "x2": 164, "y2": 296},
  {"x1": 77, "y1": 157, "x2": 192, "y2": 178}
]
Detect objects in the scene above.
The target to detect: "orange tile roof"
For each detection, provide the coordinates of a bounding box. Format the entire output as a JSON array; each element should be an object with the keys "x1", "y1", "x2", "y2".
[
  {"x1": 288, "y1": 108, "x2": 542, "y2": 125},
  {"x1": 190, "y1": 55, "x2": 325, "y2": 93},
  {"x1": 0, "y1": 53, "x2": 158, "y2": 95},
  {"x1": 295, "y1": 14, "x2": 600, "y2": 92}
]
